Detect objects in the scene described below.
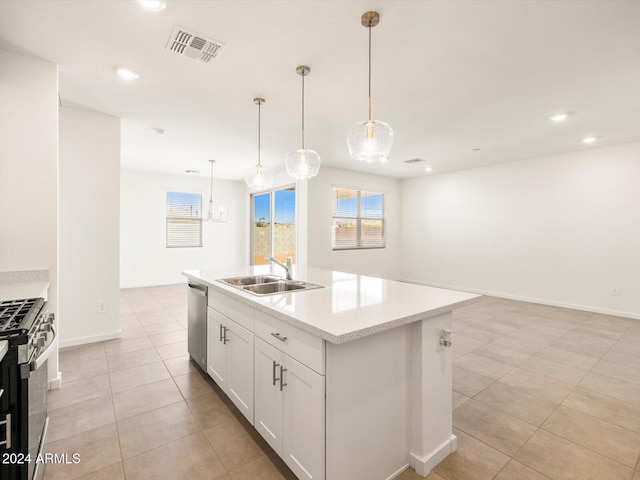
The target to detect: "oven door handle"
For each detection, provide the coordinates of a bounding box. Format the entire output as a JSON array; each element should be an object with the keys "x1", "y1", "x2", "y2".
[{"x1": 30, "y1": 324, "x2": 57, "y2": 372}]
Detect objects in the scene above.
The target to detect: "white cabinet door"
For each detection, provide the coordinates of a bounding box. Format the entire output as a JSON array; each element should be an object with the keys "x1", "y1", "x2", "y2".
[
  {"x1": 282, "y1": 355, "x2": 325, "y2": 480},
  {"x1": 207, "y1": 307, "x2": 227, "y2": 388},
  {"x1": 254, "y1": 337, "x2": 284, "y2": 455},
  {"x1": 226, "y1": 319, "x2": 255, "y2": 424}
]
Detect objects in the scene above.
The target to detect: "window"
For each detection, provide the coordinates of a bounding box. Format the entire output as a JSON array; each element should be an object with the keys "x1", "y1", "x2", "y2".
[
  {"x1": 166, "y1": 191, "x2": 202, "y2": 248},
  {"x1": 332, "y1": 187, "x2": 385, "y2": 250},
  {"x1": 252, "y1": 187, "x2": 296, "y2": 265}
]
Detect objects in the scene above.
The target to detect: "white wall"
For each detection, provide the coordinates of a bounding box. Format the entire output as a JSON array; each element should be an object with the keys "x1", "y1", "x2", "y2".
[
  {"x1": 59, "y1": 107, "x2": 120, "y2": 347},
  {"x1": 120, "y1": 170, "x2": 248, "y2": 287},
  {"x1": 0, "y1": 49, "x2": 59, "y2": 384},
  {"x1": 307, "y1": 167, "x2": 401, "y2": 279},
  {"x1": 400, "y1": 141, "x2": 640, "y2": 318}
]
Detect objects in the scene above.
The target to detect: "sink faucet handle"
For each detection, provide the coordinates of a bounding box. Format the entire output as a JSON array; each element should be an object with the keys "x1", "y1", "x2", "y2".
[{"x1": 285, "y1": 257, "x2": 292, "y2": 267}]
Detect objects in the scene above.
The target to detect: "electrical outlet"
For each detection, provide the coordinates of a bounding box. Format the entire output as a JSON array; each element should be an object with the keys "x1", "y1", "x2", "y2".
[
  {"x1": 97, "y1": 302, "x2": 107, "y2": 314},
  {"x1": 612, "y1": 286, "x2": 621, "y2": 296}
]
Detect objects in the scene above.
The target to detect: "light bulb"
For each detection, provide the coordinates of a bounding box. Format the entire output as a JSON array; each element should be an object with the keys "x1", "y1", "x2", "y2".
[{"x1": 366, "y1": 121, "x2": 374, "y2": 140}]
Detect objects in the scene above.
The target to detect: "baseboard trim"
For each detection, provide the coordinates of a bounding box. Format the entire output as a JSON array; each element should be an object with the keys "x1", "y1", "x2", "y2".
[
  {"x1": 59, "y1": 330, "x2": 122, "y2": 349},
  {"x1": 120, "y1": 280, "x2": 186, "y2": 289},
  {"x1": 386, "y1": 464, "x2": 411, "y2": 480},
  {"x1": 396, "y1": 279, "x2": 640, "y2": 320},
  {"x1": 410, "y1": 434, "x2": 457, "y2": 477},
  {"x1": 48, "y1": 372, "x2": 62, "y2": 390}
]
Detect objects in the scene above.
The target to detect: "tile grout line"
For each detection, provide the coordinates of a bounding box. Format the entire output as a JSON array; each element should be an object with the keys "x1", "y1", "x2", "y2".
[
  {"x1": 117, "y1": 293, "x2": 192, "y2": 479},
  {"x1": 455, "y1": 308, "x2": 640, "y2": 479},
  {"x1": 116, "y1": 294, "x2": 133, "y2": 480}
]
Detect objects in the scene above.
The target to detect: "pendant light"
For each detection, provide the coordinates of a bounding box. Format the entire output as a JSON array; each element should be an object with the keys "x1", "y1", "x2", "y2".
[
  {"x1": 346, "y1": 11, "x2": 394, "y2": 163},
  {"x1": 285, "y1": 65, "x2": 321, "y2": 179},
  {"x1": 244, "y1": 98, "x2": 273, "y2": 190},
  {"x1": 206, "y1": 159, "x2": 228, "y2": 222}
]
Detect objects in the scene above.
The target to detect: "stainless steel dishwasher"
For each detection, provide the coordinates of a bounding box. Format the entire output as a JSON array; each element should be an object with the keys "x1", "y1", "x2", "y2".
[{"x1": 187, "y1": 283, "x2": 207, "y2": 371}]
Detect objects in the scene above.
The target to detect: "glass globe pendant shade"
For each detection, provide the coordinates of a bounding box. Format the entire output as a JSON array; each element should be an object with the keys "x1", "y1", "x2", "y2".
[
  {"x1": 347, "y1": 119, "x2": 394, "y2": 162},
  {"x1": 244, "y1": 164, "x2": 274, "y2": 191},
  {"x1": 285, "y1": 148, "x2": 321, "y2": 180},
  {"x1": 244, "y1": 97, "x2": 273, "y2": 191}
]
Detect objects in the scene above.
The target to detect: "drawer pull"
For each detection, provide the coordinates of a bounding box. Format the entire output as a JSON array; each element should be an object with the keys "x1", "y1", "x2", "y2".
[
  {"x1": 222, "y1": 326, "x2": 229, "y2": 344},
  {"x1": 271, "y1": 332, "x2": 288, "y2": 342},
  {"x1": 219, "y1": 323, "x2": 224, "y2": 342}
]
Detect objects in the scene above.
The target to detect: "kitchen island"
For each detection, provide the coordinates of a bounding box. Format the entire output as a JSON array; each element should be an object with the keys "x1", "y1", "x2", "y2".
[{"x1": 183, "y1": 265, "x2": 479, "y2": 480}]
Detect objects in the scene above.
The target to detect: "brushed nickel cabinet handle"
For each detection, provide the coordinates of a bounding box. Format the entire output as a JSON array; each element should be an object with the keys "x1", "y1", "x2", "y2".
[
  {"x1": 272, "y1": 360, "x2": 280, "y2": 386},
  {"x1": 279, "y1": 365, "x2": 287, "y2": 391},
  {"x1": 223, "y1": 326, "x2": 229, "y2": 344},
  {"x1": 219, "y1": 323, "x2": 224, "y2": 342},
  {"x1": 271, "y1": 332, "x2": 287, "y2": 342}
]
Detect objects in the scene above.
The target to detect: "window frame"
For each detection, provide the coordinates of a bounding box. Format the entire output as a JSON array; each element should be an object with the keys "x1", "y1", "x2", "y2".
[
  {"x1": 332, "y1": 186, "x2": 386, "y2": 251},
  {"x1": 250, "y1": 185, "x2": 297, "y2": 265},
  {"x1": 165, "y1": 190, "x2": 203, "y2": 248}
]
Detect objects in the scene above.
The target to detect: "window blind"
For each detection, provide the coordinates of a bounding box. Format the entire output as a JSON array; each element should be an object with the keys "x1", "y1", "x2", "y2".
[
  {"x1": 332, "y1": 187, "x2": 385, "y2": 250},
  {"x1": 166, "y1": 191, "x2": 202, "y2": 248}
]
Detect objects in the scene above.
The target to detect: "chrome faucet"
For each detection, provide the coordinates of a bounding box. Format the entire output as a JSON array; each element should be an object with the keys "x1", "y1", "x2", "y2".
[{"x1": 265, "y1": 256, "x2": 293, "y2": 280}]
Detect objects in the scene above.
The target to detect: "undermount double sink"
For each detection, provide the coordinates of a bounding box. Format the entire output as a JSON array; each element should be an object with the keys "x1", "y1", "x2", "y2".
[{"x1": 218, "y1": 275, "x2": 323, "y2": 296}]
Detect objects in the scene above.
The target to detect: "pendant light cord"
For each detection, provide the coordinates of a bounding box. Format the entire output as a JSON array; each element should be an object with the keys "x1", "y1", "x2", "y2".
[
  {"x1": 368, "y1": 21, "x2": 372, "y2": 122},
  {"x1": 209, "y1": 161, "x2": 214, "y2": 203},
  {"x1": 301, "y1": 71, "x2": 305, "y2": 150},
  {"x1": 257, "y1": 101, "x2": 261, "y2": 168}
]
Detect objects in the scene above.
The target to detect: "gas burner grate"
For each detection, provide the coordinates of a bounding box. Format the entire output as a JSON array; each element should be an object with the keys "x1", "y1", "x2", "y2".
[{"x1": 0, "y1": 298, "x2": 40, "y2": 332}]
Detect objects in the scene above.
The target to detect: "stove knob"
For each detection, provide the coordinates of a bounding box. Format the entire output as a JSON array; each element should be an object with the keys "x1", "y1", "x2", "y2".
[
  {"x1": 35, "y1": 337, "x2": 46, "y2": 348},
  {"x1": 39, "y1": 324, "x2": 52, "y2": 332}
]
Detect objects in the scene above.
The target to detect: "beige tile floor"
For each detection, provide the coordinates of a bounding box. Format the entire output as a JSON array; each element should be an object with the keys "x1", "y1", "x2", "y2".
[{"x1": 44, "y1": 285, "x2": 640, "y2": 480}]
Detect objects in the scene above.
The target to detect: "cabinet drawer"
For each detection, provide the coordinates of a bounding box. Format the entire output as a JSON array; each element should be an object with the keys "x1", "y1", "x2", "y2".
[
  {"x1": 208, "y1": 289, "x2": 254, "y2": 331},
  {"x1": 255, "y1": 310, "x2": 324, "y2": 374}
]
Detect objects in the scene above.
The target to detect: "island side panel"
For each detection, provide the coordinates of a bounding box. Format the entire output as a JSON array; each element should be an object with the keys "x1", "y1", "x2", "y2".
[
  {"x1": 325, "y1": 324, "x2": 412, "y2": 480},
  {"x1": 409, "y1": 311, "x2": 456, "y2": 476}
]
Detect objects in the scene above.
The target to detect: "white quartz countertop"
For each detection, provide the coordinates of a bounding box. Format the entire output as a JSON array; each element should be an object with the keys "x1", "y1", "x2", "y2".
[{"x1": 183, "y1": 266, "x2": 480, "y2": 344}]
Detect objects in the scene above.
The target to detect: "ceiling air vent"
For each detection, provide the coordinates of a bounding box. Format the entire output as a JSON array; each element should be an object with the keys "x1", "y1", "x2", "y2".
[
  {"x1": 403, "y1": 158, "x2": 425, "y2": 164},
  {"x1": 166, "y1": 26, "x2": 225, "y2": 64}
]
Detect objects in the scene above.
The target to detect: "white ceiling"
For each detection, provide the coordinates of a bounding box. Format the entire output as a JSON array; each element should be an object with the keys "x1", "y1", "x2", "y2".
[{"x1": 1, "y1": 0, "x2": 639, "y2": 181}]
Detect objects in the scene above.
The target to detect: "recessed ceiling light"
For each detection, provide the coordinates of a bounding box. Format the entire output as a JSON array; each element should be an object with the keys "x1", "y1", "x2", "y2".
[
  {"x1": 582, "y1": 136, "x2": 598, "y2": 144},
  {"x1": 472, "y1": 148, "x2": 481, "y2": 152},
  {"x1": 185, "y1": 170, "x2": 200, "y2": 174},
  {"x1": 550, "y1": 113, "x2": 570, "y2": 122},
  {"x1": 150, "y1": 127, "x2": 165, "y2": 135},
  {"x1": 114, "y1": 67, "x2": 139, "y2": 80},
  {"x1": 424, "y1": 166, "x2": 433, "y2": 173},
  {"x1": 137, "y1": 0, "x2": 166, "y2": 11}
]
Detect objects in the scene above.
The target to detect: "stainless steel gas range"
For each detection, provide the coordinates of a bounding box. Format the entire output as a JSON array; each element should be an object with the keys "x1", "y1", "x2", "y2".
[{"x1": 0, "y1": 298, "x2": 56, "y2": 480}]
